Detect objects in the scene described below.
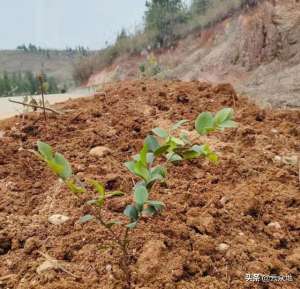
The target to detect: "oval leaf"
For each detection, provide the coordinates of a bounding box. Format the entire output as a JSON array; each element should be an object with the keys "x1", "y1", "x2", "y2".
[
  {"x1": 152, "y1": 127, "x2": 168, "y2": 138},
  {"x1": 195, "y1": 112, "x2": 214, "y2": 135},
  {"x1": 78, "y1": 214, "x2": 94, "y2": 224}
]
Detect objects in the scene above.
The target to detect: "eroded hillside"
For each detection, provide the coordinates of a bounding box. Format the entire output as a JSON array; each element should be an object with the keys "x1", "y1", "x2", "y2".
[{"x1": 88, "y1": 0, "x2": 300, "y2": 107}]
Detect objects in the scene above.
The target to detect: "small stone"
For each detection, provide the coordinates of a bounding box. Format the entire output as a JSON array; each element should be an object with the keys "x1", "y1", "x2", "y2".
[
  {"x1": 89, "y1": 146, "x2": 111, "y2": 158},
  {"x1": 37, "y1": 260, "x2": 58, "y2": 274},
  {"x1": 0, "y1": 130, "x2": 5, "y2": 138},
  {"x1": 216, "y1": 243, "x2": 230, "y2": 252},
  {"x1": 24, "y1": 237, "x2": 40, "y2": 254},
  {"x1": 282, "y1": 155, "x2": 298, "y2": 166},
  {"x1": 274, "y1": 156, "x2": 282, "y2": 163},
  {"x1": 74, "y1": 164, "x2": 86, "y2": 173},
  {"x1": 106, "y1": 264, "x2": 112, "y2": 272},
  {"x1": 271, "y1": 129, "x2": 278, "y2": 134},
  {"x1": 267, "y1": 222, "x2": 281, "y2": 230},
  {"x1": 48, "y1": 214, "x2": 70, "y2": 225}
]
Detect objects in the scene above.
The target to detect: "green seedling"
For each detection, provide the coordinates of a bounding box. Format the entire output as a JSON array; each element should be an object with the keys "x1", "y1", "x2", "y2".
[
  {"x1": 124, "y1": 143, "x2": 166, "y2": 190},
  {"x1": 195, "y1": 107, "x2": 237, "y2": 135},
  {"x1": 144, "y1": 108, "x2": 237, "y2": 164},
  {"x1": 34, "y1": 107, "x2": 237, "y2": 289}
]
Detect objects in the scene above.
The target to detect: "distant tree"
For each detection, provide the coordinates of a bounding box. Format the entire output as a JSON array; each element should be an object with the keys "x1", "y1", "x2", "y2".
[
  {"x1": 145, "y1": 0, "x2": 188, "y2": 48},
  {"x1": 190, "y1": 0, "x2": 210, "y2": 15},
  {"x1": 117, "y1": 29, "x2": 128, "y2": 42},
  {"x1": 2, "y1": 72, "x2": 11, "y2": 94}
]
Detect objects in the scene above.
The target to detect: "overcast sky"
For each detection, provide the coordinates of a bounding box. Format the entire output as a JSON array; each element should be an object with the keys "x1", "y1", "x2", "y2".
[{"x1": 0, "y1": 0, "x2": 147, "y2": 50}]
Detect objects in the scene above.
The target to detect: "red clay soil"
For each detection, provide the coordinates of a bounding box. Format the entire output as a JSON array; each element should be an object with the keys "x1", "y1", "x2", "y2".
[{"x1": 0, "y1": 80, "x2": 299, "y2": 289}]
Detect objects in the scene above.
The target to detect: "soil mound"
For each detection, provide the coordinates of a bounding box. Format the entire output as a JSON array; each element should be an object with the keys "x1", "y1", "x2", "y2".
[{"x1": 0, "y1": 80, "x2": 299, "y2": 288}]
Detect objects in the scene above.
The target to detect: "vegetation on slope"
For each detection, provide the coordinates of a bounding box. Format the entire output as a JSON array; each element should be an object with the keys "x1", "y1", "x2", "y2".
[{"x1": 73, "y1": 0, "x2": 259, "y2": 84}]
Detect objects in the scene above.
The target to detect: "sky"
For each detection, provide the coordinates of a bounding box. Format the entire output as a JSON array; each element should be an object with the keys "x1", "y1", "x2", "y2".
[{"x1": 0, "y1": 0, "x2": 147, "y2": 50}]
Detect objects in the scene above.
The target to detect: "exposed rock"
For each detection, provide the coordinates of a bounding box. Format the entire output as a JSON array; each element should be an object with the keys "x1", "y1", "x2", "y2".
[
  {"x1": 273, "y1": 155, "x2": 298, "y2": 166},
  {"x1": 186, "y1": 209, "x2": 215, "y2": 234},
  {"x1": 216, "y1": 243, "x2": 230, "y2": 252},
  {"x1": 48, "y1": 214, "x2": 70, "y2": 225},
  {"x1": 37, "y1": 260, "x2": 59, "y2": 274},
  {"x1": 89, "y1": 146, "x2": 111, "y2": 158},
  {"x1": 136, "y1": 240, "x2": 166, "y2": 281},
  {"x1": 267, "y1": 221, "x2": 281, "y2": 230},
  {"x1": 24, "y1": 237, "x2": 40, "y2": 254}
]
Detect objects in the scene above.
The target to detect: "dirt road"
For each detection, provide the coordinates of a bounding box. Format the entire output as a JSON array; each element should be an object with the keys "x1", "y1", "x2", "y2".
[{"x1": 0, "y1": 88, "x2": 92, "y2": 120}]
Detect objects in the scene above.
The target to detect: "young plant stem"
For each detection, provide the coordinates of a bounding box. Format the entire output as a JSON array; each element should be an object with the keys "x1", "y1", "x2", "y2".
[
  {"x1": 97, "y1": 211, "x2": 131, "y2": 288},
  {"x1": 38, "y1": 74, "x2": 47, "y2": 121}
]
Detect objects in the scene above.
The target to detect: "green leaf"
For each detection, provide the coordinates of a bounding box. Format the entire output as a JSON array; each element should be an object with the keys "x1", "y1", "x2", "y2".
[
  {"x1": 46, "y1": 158, "x2": 65, "y2": 176},
  {"x1": 166, "y1": 152, "x2": 183, "y2": 162},
  {"x1": 133, "y1": 153, "x2": 154, "y2": 164},
  {"x1": 154, "y1": 145, "x2": 170, "y2": 156},
  {"x1": 78, "y1": 214, "x2": 94, "y2": 224},
  {"x1": 180, "y1": 132, "x2": 190, "y2": 144},
  {"x1": 151, "y1": 166, "x2": 166, "y2": 179},
  {"x1": 171, "y1": 119, "x2": 188, "y2": 131},
  {"x1": 201, "y1": 144, "x2": 219, "y2": 164},
  {"x1": 106, "y1": 220, "x2": 121, "y2": 228},
  {"x1": 126, "y1": 221, "x2": 138, "y2": 229},
  {"x1": 134, "y1": 185, "x2": 148, "y2": 207},
  {"x1": 133, "y1": 161, "x2": 150, "y2": 181},
  {"x1": 214, "y1": 108, "x2": 233, "y2": 126},
  {"x1": 88, "y1": 179, "x2": 105, "y2": 196},
  {"x1": 124, "y1": 205, "x2": 139, "y2": 221},
  {"x1": 207, "y1": 151, "x2": 219, "y2": 164},
  {"x1": 170, "y1": 136, "x2": 185, "y2": 146},
  {"x1": 86, "y1": 199, "x2": 97, "y2": 205},
  {"x1": 145, "y1": 135, "x2": 160, "y2": 152},
  {"x1": 124, "y1": 161, "x2": 135, "y2": 174},
  {"x1": 106, "y1": 191, "x2": 125, "y2": 198},
  {"x1": 152, "y1": 127, "x2": 168, "y2": 138},
  {"x1": 146, "y1": 200, "x2": 165, "y2": 212},
  {"x1": 147, "y1": 153, "x2": 155, "y2": 164},
  {"x1": 182, "y1": 145, "x2": 203, "y2": 160},
  {"x1": 140, "y1": 143, "x2": 148, "y2": 166},
  {"x1": 218, "y1": 120, "x2": 238, "y2": 129},
  {"x1": 54, "y1": 153, "x2": 73, "y2": 180},
  {"x1": 143, "y1": 206, "x2": 157, "y2": 216},
  {"x1": 195, "y1": 112, "x2": 214, "y2": 135},
  {"x1": 37, "y1": 141, "x2": 53, "y2": 160},
  {"x1": 147, "y1": 166, "x2": 166, "y2": 188},
  {"x1": 66, "y1": 179, "x2": 86, "y2": 194}
]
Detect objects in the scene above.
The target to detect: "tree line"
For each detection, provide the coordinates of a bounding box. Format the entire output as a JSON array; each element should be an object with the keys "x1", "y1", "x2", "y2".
[
  {"x1": 0, "y1": 71, "x2": 60, "y2": 97},
  {"x1": 17, "y1": 43, "x2": 90, "y2": 58}
]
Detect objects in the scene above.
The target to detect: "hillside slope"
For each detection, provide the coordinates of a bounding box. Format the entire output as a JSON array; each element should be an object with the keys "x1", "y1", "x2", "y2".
[
  {"x1": 87, "y1": 0, "x2": 300, "y2": 108},
  {"x1": 0, "y1": 50, "x2": 81, "y2": 87}
]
